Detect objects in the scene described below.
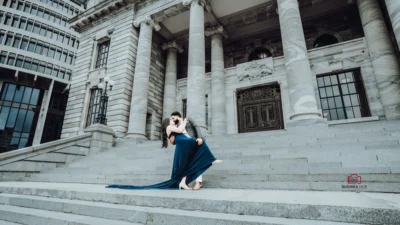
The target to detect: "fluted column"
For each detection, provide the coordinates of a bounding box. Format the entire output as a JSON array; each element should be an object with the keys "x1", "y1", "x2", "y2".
[
  {"x1": 162, "y1": 41, "x2": 183, "y2": 119},
  {"x1": 385, "y1": 0, "x2": 400, "y2": 50},
  {"x1": 206, "y1": 26, "x2": 227, "y2": 135},
  {"x1": 277, "y1": 0, "x2": 323, "y2": 125},
  {"x1": 183, "y1": 0, "x2": 210, "y2": 129},
  {"x1": 358, "y1": 0, "x2": 400, "y2": 120},
  {"x1": 127, "y1": 17, "x2": 160, "y2": 139}
]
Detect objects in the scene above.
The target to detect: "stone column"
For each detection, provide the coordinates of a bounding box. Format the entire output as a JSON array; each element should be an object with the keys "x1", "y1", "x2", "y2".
[
  {"x1": 183, "y1": 0, "x2": 210, "y2": 129},
  {"x1": 358, "y1": 0, "x2": 400, "y2": 120},
  {"x1": 205, "y1": 26, "x2": 227, "y2": 135},
  {"x1": 385, "y1": 0, "x2": 400, "y2": 50},
  {"x1": 277, "y1": 0, "x2": 323, "y2": 125},
  {"x1": 127, "y1": 17, "x2": 160, "y2": 139},
  {"x1": 33, "y1": 80, "x2": 54, "y2": 145},
  {"x1": 162, "y1": 41, "x2": 183, "y2": 119}
]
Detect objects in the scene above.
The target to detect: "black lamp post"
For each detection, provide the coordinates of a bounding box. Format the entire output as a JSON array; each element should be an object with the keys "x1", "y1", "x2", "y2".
[{"x1": 96, "y1": 76, "x2": 114, "y2": 125}]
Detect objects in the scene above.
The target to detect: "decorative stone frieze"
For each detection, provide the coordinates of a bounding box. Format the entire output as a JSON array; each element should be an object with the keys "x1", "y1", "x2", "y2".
[{"x1": 237, "y1": 58, "x2": 274, "y2": 81}]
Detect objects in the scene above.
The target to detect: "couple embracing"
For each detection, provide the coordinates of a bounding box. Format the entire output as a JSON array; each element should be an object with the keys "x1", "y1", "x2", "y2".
[{"x1": 107, "y1": 111, "x2": 222, "y2": 191}]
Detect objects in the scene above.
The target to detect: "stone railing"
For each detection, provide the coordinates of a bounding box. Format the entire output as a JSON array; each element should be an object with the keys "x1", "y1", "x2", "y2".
[{"x1": 0, "y1": 124, "x2": 116, "y2": 181}]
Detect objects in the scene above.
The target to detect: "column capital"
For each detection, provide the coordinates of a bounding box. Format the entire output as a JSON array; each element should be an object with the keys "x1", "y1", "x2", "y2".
[
  {"x1": 162, "y1": 41, "x2": 184, "y2": 53},
  {"x1": 205, "y1": 25, "x2": 228, "y2": 38},
  {"x1": 182, "y1": 0, "x2": 212, "y2": 12},
  {"x1": 276, "y1": 0, "x2": 300, "y2": 15},
  {"x1": 133, "y1": 16, "x2": 161, "y2": 31}
]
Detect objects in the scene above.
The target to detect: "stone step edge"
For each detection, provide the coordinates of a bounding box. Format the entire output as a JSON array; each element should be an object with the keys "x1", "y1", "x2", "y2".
[
  {"x1": 14, "y1": 179, "x2": 400, "y2": 193},
  {"x1": 24, "y1": 173, "x2": 400, "y2": 183},
  {"x1": 0, "y1": 185, "x2": 398, "y2": 224},
  {"x1": 0, "y1": 193, "x2": 375, "y2": 225},
  {"x1": 0, "y1": 220, "x2": 23, "y2": 225},
  {"x1": 0, "y1": 205, "x2": 139, "y2": 225},
  {"x1": 29, "y1": 170, "x2": 400, "y2": 177}
]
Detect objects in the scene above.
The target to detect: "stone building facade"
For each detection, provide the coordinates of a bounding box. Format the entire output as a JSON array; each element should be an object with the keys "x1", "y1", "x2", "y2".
[
  {"x1": 62, "y1": 0, "x2": 400, "y2": 140},
  {"x1": 0, "y1": 0, "x2": 84, "y2": 153}
]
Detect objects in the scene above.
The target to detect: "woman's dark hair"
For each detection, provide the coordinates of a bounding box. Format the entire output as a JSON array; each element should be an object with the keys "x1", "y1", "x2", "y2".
[{"x1": 161, "y1": 118, "x2": 170, "y2": 148}]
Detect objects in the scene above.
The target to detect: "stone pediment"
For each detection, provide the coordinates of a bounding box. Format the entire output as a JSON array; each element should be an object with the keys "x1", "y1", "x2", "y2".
[{"x1": 236, "y1": 58, "x2": 274, "y2": 81}]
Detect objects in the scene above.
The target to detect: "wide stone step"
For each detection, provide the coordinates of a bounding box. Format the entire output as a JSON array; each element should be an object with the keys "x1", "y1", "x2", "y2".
[
  {"x1": 25, "y1": 173, "x2": 400, "y2": 183},
  {"x1": 131, "y1": 130, "x2": 400, "y2": 148},
  {"x1": 205, "y1": 132, "x2": 400, "y2": 145},
  {"x1": 0, "y1": 182, "x2": 398, "y2": 224},
  {"x1": 50, "y1": 153, "x2": 399, "y2": 173},
  {"x1": 0, "y1": 193, "x2": 366, "y2": 225},
  {"x1": 21, "y1": 175, "x2": 400, "y2": 193},
  {"x1": 96, "y1": 144, "x2": 400, "y2": 161},
  {"x1": 0, "y1": 220, "x2": 23, "y2": 225},
  {"x1": 35, "y1": 164, "x2": 396, "y2": 177},
  {"x1": 120, "y1": 140, "x2": 400, "y2": 155},
  {"x1": 108, "y1": 179, "x2": 400, "y2": 193},
  {"x1": 0, "y1": 205, "x2": 140, "y2": 225}
]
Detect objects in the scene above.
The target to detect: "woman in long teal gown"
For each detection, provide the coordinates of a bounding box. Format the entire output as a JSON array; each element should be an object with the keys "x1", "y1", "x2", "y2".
[{"x1": 106, "y1": 118, "x2": 220, "y2": 190}]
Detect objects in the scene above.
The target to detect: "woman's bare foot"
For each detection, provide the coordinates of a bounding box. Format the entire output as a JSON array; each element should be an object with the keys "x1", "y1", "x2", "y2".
[
  {"x1": 212, "y1": 159, "x2": 223, "y2": 165},
  {"x1": 193, "y1": 182, "x2": 202, "y2": 190}
]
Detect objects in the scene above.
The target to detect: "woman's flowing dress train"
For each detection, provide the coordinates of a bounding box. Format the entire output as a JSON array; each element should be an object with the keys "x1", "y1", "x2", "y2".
[{"x1": 106, "y1": 133, "x2": 216, "y2": 190}]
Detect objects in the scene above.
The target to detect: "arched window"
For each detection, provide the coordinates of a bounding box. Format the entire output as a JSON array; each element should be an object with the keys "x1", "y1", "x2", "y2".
[
  {"x1": 313, "y1": 34, "x2": 339, "y2": 48},
  {"x1": 248, "y1": 47, "x2": 272, "y2": 62}
]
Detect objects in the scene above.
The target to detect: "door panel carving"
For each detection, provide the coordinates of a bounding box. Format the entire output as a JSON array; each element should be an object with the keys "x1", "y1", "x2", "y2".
[{"x1": 237, "y1": 84, "x2": 283, "y2": 133}]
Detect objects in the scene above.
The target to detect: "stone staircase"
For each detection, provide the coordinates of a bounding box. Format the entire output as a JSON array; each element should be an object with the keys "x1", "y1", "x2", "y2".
[
  {"x1": 17, "y1": 120, "x2": 400, "y2": 193},
  {"x1": 1, "y1": 120, "x2": 400, "y2": 224}
]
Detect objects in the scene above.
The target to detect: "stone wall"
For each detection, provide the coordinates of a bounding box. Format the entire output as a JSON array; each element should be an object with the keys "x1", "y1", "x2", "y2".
[
  {"x1": 62, "y1": 4, "x2": 166, "y2": 140},
  {"x1": 61, "y1": 6, "x2": 138, "y2": 139},
  {"x1": 1, "y1": 123, "x2": 115, "y2": 181},
  {"x1": 0, "y1": 134, "x2": 92, "y2": 181},
  {"x1": 177, "y1": 38, "x2": 385, "y2": 134},
  {"x1": 224, "y1": 6, "x2": 364, "y2": 67}
]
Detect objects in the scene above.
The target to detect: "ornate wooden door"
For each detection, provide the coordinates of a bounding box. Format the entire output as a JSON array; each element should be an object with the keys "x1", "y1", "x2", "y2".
[{"x1": 237, "y1": 84, "x2": 284, "y2": 133}]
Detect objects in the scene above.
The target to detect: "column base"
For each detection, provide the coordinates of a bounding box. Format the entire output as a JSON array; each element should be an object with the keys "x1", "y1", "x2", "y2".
[{"x1": 125, "y1": 132, "x2": 148, "y2": 143}]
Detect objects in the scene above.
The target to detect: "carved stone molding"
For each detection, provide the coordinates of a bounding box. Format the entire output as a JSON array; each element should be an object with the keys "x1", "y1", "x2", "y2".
[
  {"x1": 133, "y1": 16, "x2": 161, "y2": 31},
  {"x1": 71, "y1": 0, "x2": 135, "y2": 31},
  {"x1": 182, "y1": 0, "x2": 212, "y2": 12},
  {"x1": 205, "y1": 25, "x2": 228, "y2": 38},
  {"x1": 236, "y1": 58, "x2": 274, "y2": 81},
  {"x1": 162, "y1": 41, "x2": 184, "y2": 53}
]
